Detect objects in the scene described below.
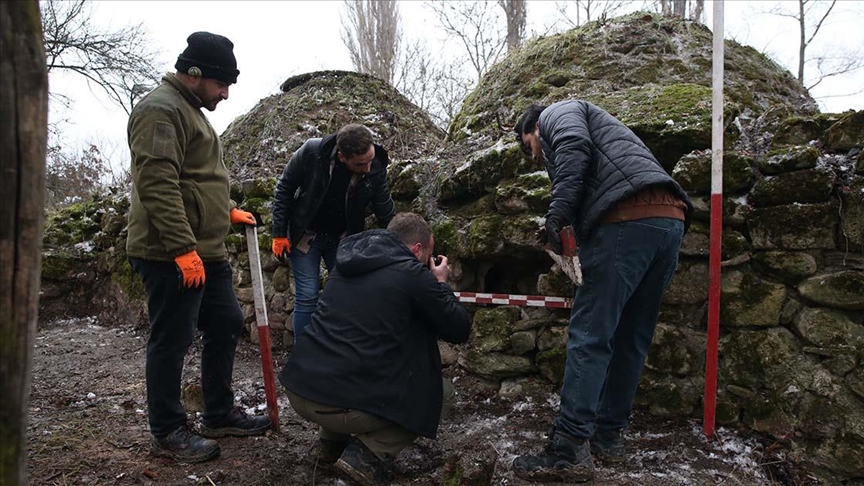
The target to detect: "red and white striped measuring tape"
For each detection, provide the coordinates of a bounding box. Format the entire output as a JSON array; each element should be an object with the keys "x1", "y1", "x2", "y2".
[{"x1": 454, "y1": 291, "x2": 572, "y2": 308}]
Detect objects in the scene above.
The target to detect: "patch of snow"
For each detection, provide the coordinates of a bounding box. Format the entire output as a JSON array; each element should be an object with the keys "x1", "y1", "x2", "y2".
[{"x1": 511, "y1": 401, "x2": 532, "y2": 412}]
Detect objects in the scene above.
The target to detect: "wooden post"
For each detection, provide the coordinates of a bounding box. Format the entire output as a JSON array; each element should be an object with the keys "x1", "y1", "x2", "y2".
[
  {"x1": 0, "y1": 1, "x2": 48, "y2": 484},
  {"x1": 704, "y1": 0, "x2": 724, "y2": 439}
]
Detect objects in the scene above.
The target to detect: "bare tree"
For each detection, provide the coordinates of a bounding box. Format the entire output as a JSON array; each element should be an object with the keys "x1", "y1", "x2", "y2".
[
  {"x1": 341, "y1": 0, "x2": 401, "y2": 83},
  {"x1": 499, "y1": 0, "x2": 527, "y2": 52},
  {"x1": 1, "y1": 1, "x2": 48, "y2": 484},
  {"x1": 428, "y1": 1, "x2": 507, "y2": 80},
  {"x1": 768, "y1": 0, "x2": 863, "y2": 91},
  {"x1": 657, "y1": 0, "x2": 703, "y2": 21},
  {"x1": 553, "y1": 0, "x2": 631, "y2": 29},
  {"x1": 40, "y1": 0, "x2": 160, "y2": 115},
  {"x1": 393, "y1": 39, "x2": 473, "y2": 130}
]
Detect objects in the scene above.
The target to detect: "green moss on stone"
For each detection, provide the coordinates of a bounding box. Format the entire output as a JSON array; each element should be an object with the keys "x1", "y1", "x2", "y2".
[
  {"x1": 40, "y1": 251, "x2": 80, "y2": 280},
  {"x1": 751, "y1": 251, "x2": 818, "y2": 283},
  {"x1": 748, "y1": 202, "x2": 838, "y2": 250},
  {"x1": 824, "y1": 111, "x2": 864, "y2": 151},
  {"x1": 431, "y1": 218, "x2": 458, "y2": 256},
  {"x1": 749, "y1": 168, "x2": 835, "y2": 207},
  {"x1": 672, "y1": 150, "x2": 754, "y2": 194},
  {"x1": 536, "y1": 346, "x2": 567, "y2": 386},
  {"x1": 797, "y1": 271, "x2": 864, "y2": 311},
  {"x1": 721, "y1": 269, "x2": 786, "y2": 327},
  {"x1": 759, "y1": 146, "x2": 820, "y2": 175},
  {"x1": 243, "y1": 177, "x2": 278, "y2": 199},
  {"x1": 470, "y1": 306, "x2": 521, "y2": 353}
]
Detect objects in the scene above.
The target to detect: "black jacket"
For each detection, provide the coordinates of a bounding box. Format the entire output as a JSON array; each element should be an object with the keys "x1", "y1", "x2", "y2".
[
  {"x1": 271, "y1": 133, "x2": 396, "y2": 241},
  {"x1": 539, "y1": 100, "x2": 692, "y2": 241},
  {"x1": 279, "y1": 229, "x2": 471, "y2": 438}
]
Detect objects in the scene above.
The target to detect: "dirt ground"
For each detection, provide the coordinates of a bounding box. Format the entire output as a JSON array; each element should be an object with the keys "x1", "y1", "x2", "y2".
[{"x1": 27, "y1": 317, "x2": 820, "y2": 486}]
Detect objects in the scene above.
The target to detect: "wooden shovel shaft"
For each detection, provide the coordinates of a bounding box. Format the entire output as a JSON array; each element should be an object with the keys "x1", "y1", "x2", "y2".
[{"x1": 245, "y1": 225, "x2": 280, "y2": 431}]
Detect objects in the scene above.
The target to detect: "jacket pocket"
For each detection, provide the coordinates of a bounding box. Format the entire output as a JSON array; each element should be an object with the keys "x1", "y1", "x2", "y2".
[{"x1": 182, "y1": 184, "x2": 206, "y2": 234}]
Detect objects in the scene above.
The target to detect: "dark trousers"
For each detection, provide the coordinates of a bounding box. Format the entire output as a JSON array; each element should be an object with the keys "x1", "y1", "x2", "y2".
[
  {"x1": 554, "y1": 218, "x2": 685, "y2": 439},
  {"x1": 130, "y1": 258, "x2": 244, "y2": 437}
]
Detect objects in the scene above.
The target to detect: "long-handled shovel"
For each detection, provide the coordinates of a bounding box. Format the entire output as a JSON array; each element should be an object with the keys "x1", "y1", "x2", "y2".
[
  {"x1": 546, "y1": 226, "x2": 583, "y2": 286},
  {"x1": 245, "y1": 219, "x2": 280, "y2": 431}
]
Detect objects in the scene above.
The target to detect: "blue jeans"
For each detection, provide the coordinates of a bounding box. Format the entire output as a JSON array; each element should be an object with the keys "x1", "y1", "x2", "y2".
[
  {"x1": 129, "y1": 258, "x2": 244, "y2": 437},
  {"x1": 289, "y1": 232, "x2": 339, "y2": 343},
  {"x1": 554, "y1": 218, "x2": 684, "y2": 439}
]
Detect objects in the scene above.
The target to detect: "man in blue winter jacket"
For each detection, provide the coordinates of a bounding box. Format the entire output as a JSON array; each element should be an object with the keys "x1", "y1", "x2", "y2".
[{"x1": 512, "y1": 101, "x2": 692, "y2": 482}]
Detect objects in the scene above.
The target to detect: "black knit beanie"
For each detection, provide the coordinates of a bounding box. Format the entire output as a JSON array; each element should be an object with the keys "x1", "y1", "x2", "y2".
[{"x1": 175, "y1": 32, "x2": 239, "y2": 84}]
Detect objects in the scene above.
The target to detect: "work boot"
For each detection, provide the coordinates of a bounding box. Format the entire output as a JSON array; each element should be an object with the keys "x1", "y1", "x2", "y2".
[
  {"x1": 199, "y1": 406, "x2": 272, "y2": 438},
  {"x1": 591, "y1": 427, "x2": 625, "y2": 463},
  {"x1": 512, "y1": 428, "x2": 595, "y2": 483},
  {"x1": 150, "y1": 425, "x2": 220, "y2": 463},
  {"x1": 307, "y1": 437, "x2": 349, "y2": 467},
  {"x1": 335, "y1": 438, "x2": 395, "y2": 485}
]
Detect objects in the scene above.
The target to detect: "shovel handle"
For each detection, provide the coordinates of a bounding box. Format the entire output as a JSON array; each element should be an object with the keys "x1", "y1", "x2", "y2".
[{"x1": 559, "y1": 226, "x2": 578, "y2": 257}]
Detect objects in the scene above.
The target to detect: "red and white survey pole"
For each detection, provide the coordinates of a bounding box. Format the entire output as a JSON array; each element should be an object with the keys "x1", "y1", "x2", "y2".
[{"x1": 704, "y1": 0, "x2": 724, "y2": 439}]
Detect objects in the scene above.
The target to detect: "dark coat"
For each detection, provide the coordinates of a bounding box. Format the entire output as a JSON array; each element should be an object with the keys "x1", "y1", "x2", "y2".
[
  {"x1": 539, "y1": 100, "x2": 693, "y2": 241},
  {"x1": 279, "y1": 229, "x2": 471, "y2": 438},
  {"x1": 271, "y1": 133, "x2": 395, "y2": 241}
]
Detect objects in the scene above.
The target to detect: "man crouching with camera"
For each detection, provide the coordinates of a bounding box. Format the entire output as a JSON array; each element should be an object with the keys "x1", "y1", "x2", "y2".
[{"x1": 279, "y1": 212, "x2": 471, "y2": 485}]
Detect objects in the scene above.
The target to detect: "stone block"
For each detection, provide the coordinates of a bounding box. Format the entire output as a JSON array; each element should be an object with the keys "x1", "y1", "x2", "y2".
[
  {"x1": 751, "y1": 251, "x2": 818, "y2": 284},
  {"x1": 749, "y1": 168, "x2": 835, "y2": 207},
  {"x1": 721, "y1": 269, "x2": 786, "y2": 327},
  {"x1": 459, "y1": 350, "x2": 535, "y2": 380},
  {"x1": 748, "y1": 202, "x2": 838, "y2": 250},
  {"x1": 758, "y1": 145, "x2": 820, "y2": 175},
  {"x1": 798, "y1": 271, "x2": 864, "y2": 310},
  {"x1": 509, "y1": 330, "x2": 537, "y2": 355},
  {"x1": 469, "y1": 306, "x2": 521, "y2": 353}
]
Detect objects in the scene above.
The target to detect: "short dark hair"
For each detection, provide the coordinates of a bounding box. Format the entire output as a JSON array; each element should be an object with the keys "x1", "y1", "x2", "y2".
[
  {"x1": 387, "y1": 212, "x2": 432, "y2": 248},
  {"x1": 336, "y1": 124, "x2": 374, "y2": 157},
  {"x1": 514, "y1": 104, "x2": 547, "y2": 155}
]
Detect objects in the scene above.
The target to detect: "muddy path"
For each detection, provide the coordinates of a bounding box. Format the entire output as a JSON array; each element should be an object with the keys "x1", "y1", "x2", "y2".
[{"x1": 27, "y1": 318, "x2": 816, "y2": 485}]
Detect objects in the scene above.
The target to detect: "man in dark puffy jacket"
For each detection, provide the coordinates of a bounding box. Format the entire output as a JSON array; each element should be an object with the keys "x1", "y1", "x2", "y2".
[
  {"x1": 271, "y1": 124, "x2": 395, "y2": 343},
  {"x1": 279, "y1": 212, "x2": 470, "y2": 485},
  {"x1": 511, "y1": 101, "x2": 693, "y2": 482}
]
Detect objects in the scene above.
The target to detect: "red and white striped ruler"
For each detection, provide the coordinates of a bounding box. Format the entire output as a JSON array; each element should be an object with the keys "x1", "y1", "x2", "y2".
[{"x1": 454, "y1": 291, "x2": 572, "y2": 308}]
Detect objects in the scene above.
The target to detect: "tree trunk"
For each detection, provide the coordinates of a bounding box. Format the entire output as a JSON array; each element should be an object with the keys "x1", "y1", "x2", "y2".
[
  {"x1": 499, "y1": 0, "x2": 526, "y2": 52},
  {"x1": 660, "y1": 0, "x2": 672, "y2": 16},
  {"x1": 798, "y1": 0, "x2": 806, "y2": 83},
  {"x1": 692, "y1": 0, "x2": 704, "y2": 22},
  {"x1": 673, "y1": 0, "x2": 687, "y2": 17},
  {"x1": 0, "y1": 1, "x2": 48, "y2": 485}
]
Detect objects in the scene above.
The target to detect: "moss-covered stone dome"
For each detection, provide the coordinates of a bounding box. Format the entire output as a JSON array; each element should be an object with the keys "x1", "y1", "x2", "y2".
[
  {"x1": 221, "y1": 70, "x2": 445, "y2": 181},
  {"x1": 449, "y1": 12, "x2": 818, "y2": 166}
]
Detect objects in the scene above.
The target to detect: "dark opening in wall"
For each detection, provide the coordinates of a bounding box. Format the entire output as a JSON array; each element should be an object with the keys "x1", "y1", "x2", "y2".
[{"x1": 481, "y1": 254, "x2": 550, "y2": 295}]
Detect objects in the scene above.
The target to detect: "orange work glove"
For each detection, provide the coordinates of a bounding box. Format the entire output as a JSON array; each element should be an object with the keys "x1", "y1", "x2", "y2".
[
  {"x1": 230, "y1": 208, "x2": 256, "y2": 226},
  {"x1": 175, "y1": 249, "x2": 205, "y2": 289},
  {"x1": 272, "y1": 237, "x2": 291, "y2": 263}
]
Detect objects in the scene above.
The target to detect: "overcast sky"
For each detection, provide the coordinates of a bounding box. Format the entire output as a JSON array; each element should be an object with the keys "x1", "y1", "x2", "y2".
[{"x1": 49, "y1": 0, "x2": 864, "y2": 166}]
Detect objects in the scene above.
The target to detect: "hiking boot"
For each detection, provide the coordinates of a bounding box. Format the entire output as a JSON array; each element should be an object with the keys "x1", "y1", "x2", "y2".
[
  {"x1": 513, "y1": 429, "x2": 595, "y2": 483},
  {"x1": 307, "y1": 438, "x2": 349, "y2": 467},
  {"x1": 150, "y1": 425, "x2": 220, "y2": 463},
  {"x1": 199, "y1": 407, "x2": 272, "y2": 438},
  {"x1": 591, "y1": 428, "x2": 625, "y2": 463},
  {"x1": 335, "y1": 438, "x2": 395, "y2": 485}
]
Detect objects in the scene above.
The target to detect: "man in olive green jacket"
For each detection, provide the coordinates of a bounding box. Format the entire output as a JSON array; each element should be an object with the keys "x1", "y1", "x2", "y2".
[{"x1": 127, "y1": 32, "x2": 270, "y2": 464}]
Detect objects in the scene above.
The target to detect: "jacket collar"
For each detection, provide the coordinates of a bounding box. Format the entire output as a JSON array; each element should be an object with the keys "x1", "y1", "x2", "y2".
[{"x1": 163, "y1": 73, "x2": 203, "y2": 110}]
